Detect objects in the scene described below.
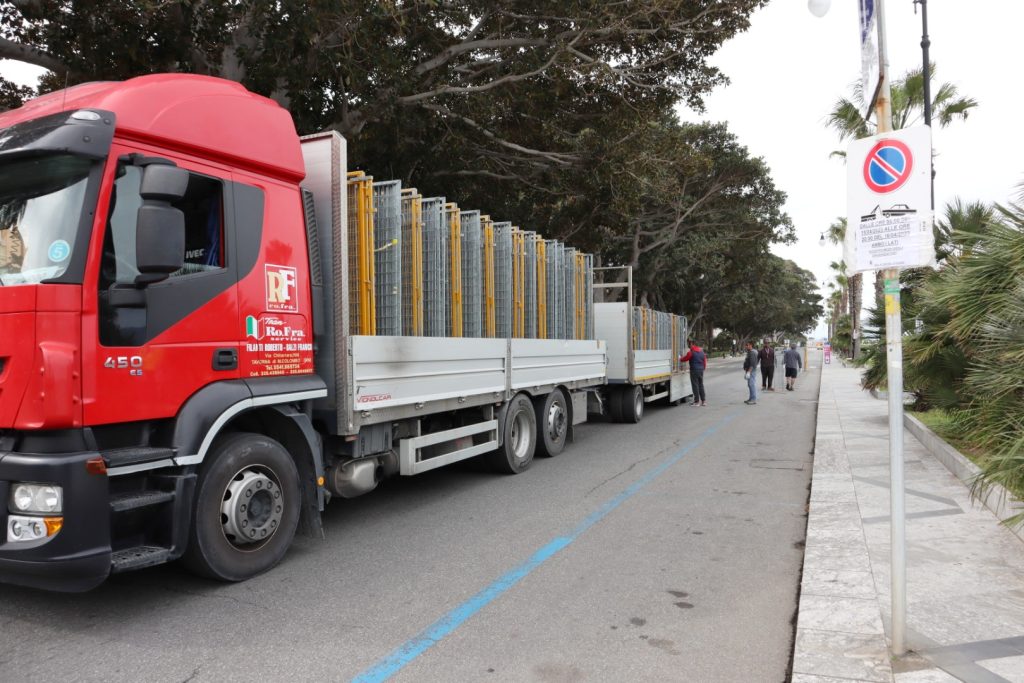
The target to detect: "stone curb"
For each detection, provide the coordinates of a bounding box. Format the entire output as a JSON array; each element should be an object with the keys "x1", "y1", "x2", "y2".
[{"x1": 903, "y1": 413, "x2": 1024, "y2": 544}]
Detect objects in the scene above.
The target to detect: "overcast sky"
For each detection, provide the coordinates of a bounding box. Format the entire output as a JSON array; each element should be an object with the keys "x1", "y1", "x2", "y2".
[
  {"x1": 2, "y1": 1, "x2": 1019, "y2": 338},
  {"x1": 678, "y1": 0, "x2": 1023, "y2": 337}
]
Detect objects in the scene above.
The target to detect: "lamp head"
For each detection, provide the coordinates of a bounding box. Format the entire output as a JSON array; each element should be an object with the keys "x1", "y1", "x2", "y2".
[{"x1": 808, "y1": 0, "x2": 831, "y2": 17}]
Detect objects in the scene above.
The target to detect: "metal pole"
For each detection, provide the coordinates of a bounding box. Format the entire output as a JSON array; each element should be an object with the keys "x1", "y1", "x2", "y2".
[
  {"x1": 875, "y1": 0, "x2": 907, "y2": 657},
  {"x1": 914, "y1": 0, "x2": 935, "y2": 210}
]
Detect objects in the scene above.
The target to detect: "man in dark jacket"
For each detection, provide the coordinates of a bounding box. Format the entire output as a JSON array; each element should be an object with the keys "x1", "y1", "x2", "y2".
[
  {"x1": 784, "y1": 342, "x2": 803, "y2": 391},
  {"x1": 742, "y1": 341, "x2": 759, "y2": 404},
  {"x1": 758, "y1": 340, "x2": 776, "y2": 391},
  {"x1": 680, "y1": 339, "x2": 707, "y2": 406}
]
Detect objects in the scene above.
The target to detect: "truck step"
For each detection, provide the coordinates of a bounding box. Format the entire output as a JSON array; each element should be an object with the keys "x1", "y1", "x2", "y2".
[
  {"x1": 109, "y1": 490, "x2": 175, "y2": 513},
  {"x1": 103, "y1": 447, "x2": 175, "y2": 468},
  {"x1": 110, "y1": 546, "x2": 172, "y2": 573}
]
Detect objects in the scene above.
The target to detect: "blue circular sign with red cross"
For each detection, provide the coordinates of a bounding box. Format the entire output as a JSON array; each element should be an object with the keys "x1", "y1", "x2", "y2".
[{"x1": 863, "y1": 138, "x2": 914, "y2": 194}]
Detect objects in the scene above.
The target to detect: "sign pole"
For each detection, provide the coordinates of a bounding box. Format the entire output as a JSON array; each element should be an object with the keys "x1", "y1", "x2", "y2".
[{"x1": 874, "y1": 0, "x2": 907, "y2": 657}]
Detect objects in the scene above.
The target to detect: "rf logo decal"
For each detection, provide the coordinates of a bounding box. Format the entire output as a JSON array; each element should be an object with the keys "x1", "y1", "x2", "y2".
[{"x1": 265, "y1": 264, "x2": 298, "y2": 312}]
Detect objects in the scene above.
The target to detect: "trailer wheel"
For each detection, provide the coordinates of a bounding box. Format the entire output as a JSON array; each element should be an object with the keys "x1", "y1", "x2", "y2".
[
  {"x1": 535, "y1": 389, "x2": 569, "y2": 457},
  {"x1": 487, "y1": 394, "x2": 537, "y2": 474},
  {"x1": 182, "y1": 432, "x2": 301, "y2": 581},
  {"x1": 621, "y1": 385, "x2": 644, "y2": 424},
  {"x1": 606, "y1": 389, "x2": 623, "y2": 422}
]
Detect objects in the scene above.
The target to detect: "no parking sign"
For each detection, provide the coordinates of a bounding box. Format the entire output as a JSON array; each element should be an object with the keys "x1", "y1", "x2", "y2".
[{"x1": 845, "y1": 126, "x2": 934, "y2": 273}]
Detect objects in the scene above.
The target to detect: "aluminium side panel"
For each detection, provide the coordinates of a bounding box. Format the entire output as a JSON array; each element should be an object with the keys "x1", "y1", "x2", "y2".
[
  {"x1": 594, "y1": 302, "x2": 631, "y2": 383},
  {"x1": 509, "y1": 338, "x2": 606, "y2": 391},
  {"x1": 299, "y1": 132, "x2": 352, "y2": 434}
]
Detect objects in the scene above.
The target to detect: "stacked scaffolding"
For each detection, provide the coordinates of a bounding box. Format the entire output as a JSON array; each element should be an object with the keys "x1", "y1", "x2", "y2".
[
  {"x1": 672, "y1": 314, "x2": 689, "y2": 372},
  {"x1": 344, "y1": 173, "x2": 595, "y2": 341},
  {"x1": 346, "y1": 172, "x2": 376, "y2": 335},
  {"x1": 461, "y1": 211, "x2": 482, "y2": 338},
  {"x1": 373, "y1": 180, "x2": 402, "y2": 336},
  {"x1": 631, "y1": 308, "x2": 677, "y2": 350},
  {"x1": 494, "y1": 222, "x2": 513, "y2": 338},
  {"x1": 422, "y1": 197, "x2": 447, "y2": 337},
  {"x1": 400, "y1": 188, "x2": 424, "y2": 336}
]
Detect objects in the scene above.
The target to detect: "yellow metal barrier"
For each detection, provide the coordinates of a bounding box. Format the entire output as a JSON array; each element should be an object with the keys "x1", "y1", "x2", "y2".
[
  {"x1": 346, "y1": 171, "x2": 376, "y2": 335},
  {"x1": 482, "y1": 216, "x2": 495, "y2": 337},
  {"x1": 446, "y1": 203, "x2": 463, "y2": 337},
  {"x1": 536, "y1": 237, "x2": 547, "y2": 339},
  {"x1": 512, "y1": 228, "x2": 526, "y2": 338}
]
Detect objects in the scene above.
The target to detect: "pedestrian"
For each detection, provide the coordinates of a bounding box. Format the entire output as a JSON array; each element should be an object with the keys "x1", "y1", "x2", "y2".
[
  {"x1": 742, "y1": 340, "x2": 758, "y2": 405},
  {"x1": 784, "y1": 341, "x2": 803, "y2": 391},
  {"x1": 758, "y1": 339, "x2": 776, "y2": 392},
  {"x1": 680, "y1": 338, "x2": 707, "y2": 407}
]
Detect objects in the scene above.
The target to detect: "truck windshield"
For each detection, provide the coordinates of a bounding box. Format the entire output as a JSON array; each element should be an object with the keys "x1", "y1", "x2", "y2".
[{"x1": 0, "y1": 154, "x2": 94, "y2": 285}]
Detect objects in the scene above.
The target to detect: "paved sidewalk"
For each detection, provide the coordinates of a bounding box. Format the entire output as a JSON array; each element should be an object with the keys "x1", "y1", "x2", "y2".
[{"x1": 793, "y1": 362, "x2": 1024, "y2": 683}]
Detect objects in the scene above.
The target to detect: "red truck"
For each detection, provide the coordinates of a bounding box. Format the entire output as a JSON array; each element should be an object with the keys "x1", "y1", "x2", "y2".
[{"x1": 0, "y1": 74, "x2": 692, "y2": 591}]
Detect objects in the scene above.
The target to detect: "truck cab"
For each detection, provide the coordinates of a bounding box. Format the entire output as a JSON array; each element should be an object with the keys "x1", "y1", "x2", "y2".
[{"x1": 0, "y1": 75, "x2": 325, "y2": 591}]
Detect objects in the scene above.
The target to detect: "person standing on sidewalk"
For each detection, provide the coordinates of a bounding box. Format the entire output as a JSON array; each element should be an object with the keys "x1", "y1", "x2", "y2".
[
  {"x1": 758, "y1": 339, "x2": 776, "y2": 392},
  {"x1": 680, "y1": 339, "x2": 707, "y2": 407},
  {"x1": 784, "y1": 342, "x2": 803, "y2": 391},
  {"x1": 743, "y1": 341, "x2": 759, "y2": 405}
]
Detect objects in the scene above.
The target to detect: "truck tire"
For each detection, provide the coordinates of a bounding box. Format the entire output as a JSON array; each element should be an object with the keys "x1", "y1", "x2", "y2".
[
  {"x1": 487, "y1": 394, "x2": 537, "y2": 474},
  {"x1": 182, "y1": 432, "x2": 301, "y2": 582},
  {"x1": 607, "y1": 388, "x2": 624, "y2": 423},
  {"x1": 535, "y1": 389, "x2": 569, "y2": 457},
  {"x1": 621, "y1": 385, "x2": 644, "y2": 424}
]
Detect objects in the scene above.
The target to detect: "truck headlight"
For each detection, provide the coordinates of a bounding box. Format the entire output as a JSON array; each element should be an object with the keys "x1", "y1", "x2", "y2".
[
  {"x1": 7, "y1": 515, "x2": 62, "y2": 543},
  {"x1": 9, "y1": 483, "x2": 63, "y2": 514}
]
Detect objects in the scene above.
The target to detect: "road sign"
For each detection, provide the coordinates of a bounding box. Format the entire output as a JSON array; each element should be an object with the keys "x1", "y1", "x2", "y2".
[
  {"x1": 845, "y1": 126, "x2": 934, "y2": 273},
  {"x1": 863, "y1": 139, "x2": 913, "y2": 193}
]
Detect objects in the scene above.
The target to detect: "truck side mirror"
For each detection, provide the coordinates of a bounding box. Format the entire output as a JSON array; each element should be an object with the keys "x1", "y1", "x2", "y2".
[{"x1": 135, "y1": 164, "x2": 188, "y2": 285}]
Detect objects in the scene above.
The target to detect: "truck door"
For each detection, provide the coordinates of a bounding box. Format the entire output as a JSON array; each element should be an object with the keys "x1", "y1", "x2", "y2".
[{"x1": 84, "y1": 148, "x2": 247, "y2": 425}]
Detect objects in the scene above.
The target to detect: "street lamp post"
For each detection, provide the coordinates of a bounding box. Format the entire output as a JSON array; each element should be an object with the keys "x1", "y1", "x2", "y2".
[
  {"x1": 913, "y1": 0, "x2": 935, "y2": 210},
  {"x1": 810, "y1": 0, "x2": 908, "y2": 657}
]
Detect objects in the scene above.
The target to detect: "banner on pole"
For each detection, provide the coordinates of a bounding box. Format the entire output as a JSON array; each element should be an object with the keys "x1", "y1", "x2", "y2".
[
  {"x1": 860, "y1": 0, "x2": 882, "y2": 119},
  {"x1": 845, "y1": 126, "x2": 935, "y2": 273}
]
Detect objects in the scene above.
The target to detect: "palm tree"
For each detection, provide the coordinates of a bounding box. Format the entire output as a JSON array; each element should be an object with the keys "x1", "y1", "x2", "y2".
[
  {"x1": 825, "y1": 63, "x2": 978, "y2": 307},
  {"x1": 826, "y1": 218, "x2": 863, "y2": 358}
]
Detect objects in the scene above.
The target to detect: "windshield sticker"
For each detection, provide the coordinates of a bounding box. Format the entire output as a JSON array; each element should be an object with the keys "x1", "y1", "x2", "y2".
[{"x1": 48, "y1": 239, "x2": 71, "y2": 262}]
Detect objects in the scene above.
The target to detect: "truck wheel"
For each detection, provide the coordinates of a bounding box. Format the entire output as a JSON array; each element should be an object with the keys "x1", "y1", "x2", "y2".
[
  {"x1": 607, "y1": 389, "x2": 623, "y2": 423},
  {"x1": 487, "y1": 394, "x2": 537, "y2": 474},
  {"x1": 535, "y1": 389, "x2": 569, "y2": 457},
  {"x1": 182, "y1": 432, "x2": 300, "y2": 581},
  {"x1": 621, "y1": 385, "x2": 644, "y2": 424}
]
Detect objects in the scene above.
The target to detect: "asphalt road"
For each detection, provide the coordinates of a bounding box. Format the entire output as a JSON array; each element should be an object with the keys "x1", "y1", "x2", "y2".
[{"x1": 0, "y1": 353, "x2": 820, "y2": 683}]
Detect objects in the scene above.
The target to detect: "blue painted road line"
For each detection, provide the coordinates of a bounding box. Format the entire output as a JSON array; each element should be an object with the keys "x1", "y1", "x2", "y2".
[{"x1": 351, "y1": 410, "x2": 739, "y2": 683}]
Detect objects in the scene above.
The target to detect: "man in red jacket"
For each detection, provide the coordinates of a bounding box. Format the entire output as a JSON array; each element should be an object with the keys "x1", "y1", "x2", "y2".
[{"x1": 680, "y1": 339, "x2": 707, "y2": 406}]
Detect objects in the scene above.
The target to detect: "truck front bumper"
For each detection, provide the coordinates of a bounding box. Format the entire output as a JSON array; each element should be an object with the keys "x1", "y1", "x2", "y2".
[{"x1": 0, "y1": 449, "x2": 111, "y2": 592}]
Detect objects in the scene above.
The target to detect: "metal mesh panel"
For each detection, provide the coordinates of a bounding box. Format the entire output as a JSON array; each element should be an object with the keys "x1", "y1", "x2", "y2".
[
  {"x1": 546, "y1": 241, "x2": 563, "y2": 339},
  {"x1": 524, "y1": 232, "x2": 537, "y2": 339},
  {"x1": 461, "y1": 211, "x2": 482, "y2": 337},
  {"x1": 346, "y1": 172, "x2": 375, "y2": 335},
  {"x1": 584, "y1": 254, "x2": 594, "y2": 339},
  {"x1": 446, "y1": 204, "x2": 463, "y2": 337},
  {"x1": 632, "y1": 307, "x2": 643, "y2": 349},
  {"x1": 494, "y1": 222, "x2": 513, "y2": 338},
  {"x1": 536, "y1": 237, "x2": 547, "y2": 339},
  {"x1": 512, "y1": 228, "x2": 525, "y2": 338},
  {"x1": 373, "y1": 180, "x2": 402, "y2": 336},
  {"x1": 563, "y1": 247, "x2": 576, "y2": 341},
  {"x1": 481, "y1": 216, "x2": 496, "y2": 337},
  {"x1": 422, "y1": 197, "x2": 447, "y2": 337},
  {"x1": 400, "y1": 189, "x2": 424, "y2": 336}
]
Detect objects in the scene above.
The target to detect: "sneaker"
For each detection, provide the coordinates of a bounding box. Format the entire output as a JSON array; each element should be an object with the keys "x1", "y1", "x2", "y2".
[
  {"x1": 692, "y1": 401, "x2": 701, "y2": 407},
  {"x1": 744, "y1": 399, "x2": 756, "y2": 405},
  {"x1": 701, "y1": 401, "x2": 707, "y2": 407}
]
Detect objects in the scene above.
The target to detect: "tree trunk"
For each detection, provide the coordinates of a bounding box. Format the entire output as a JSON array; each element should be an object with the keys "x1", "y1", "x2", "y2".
[{"x1": 850, "y1": 272, "x2": 863, "y2": 359}]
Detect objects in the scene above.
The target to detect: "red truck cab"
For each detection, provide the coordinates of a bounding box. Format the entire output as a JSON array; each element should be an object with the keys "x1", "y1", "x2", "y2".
[{"x1": 0, "y1": 75, "x2": 326, "y2": 591}]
